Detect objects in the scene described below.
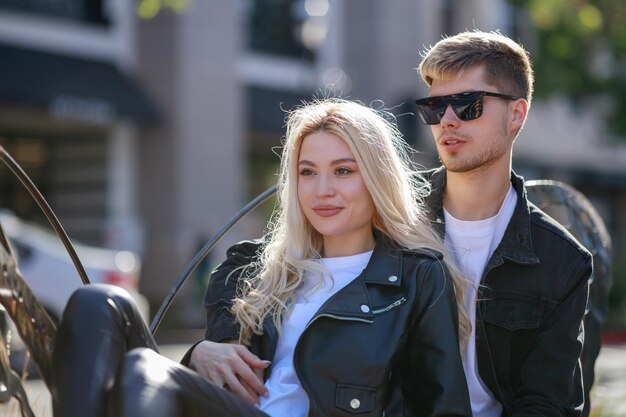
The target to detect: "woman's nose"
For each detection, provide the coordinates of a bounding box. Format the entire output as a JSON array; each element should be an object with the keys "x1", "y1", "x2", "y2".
[{"x1": 316, "y1": 175, "x2": 336, "y2": 197}]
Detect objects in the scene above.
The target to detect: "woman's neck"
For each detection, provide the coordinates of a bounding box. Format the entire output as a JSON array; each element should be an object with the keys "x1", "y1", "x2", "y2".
[{"x1": 322, "y1": 231, "x2": 375, "y2": 258}]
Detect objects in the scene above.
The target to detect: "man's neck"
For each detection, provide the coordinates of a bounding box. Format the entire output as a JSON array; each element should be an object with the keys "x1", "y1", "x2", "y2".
[{"x1": 443, "y1": 166, "x2": 512, "y2": 221}]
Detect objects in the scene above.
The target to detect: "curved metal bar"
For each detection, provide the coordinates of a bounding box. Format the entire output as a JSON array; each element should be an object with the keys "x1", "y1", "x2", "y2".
[
  {"x1": 149, "y1": 184, "x2": 278, "y2": 335},
  {"x1": 0, "y1": 145, "x2": 90, "y2": 285}
]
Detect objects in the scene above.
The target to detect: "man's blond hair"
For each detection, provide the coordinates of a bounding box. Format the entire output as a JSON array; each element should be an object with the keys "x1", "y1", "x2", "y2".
[{"x1": 419, "y1": 30, "x2": 534, "y2": 104}]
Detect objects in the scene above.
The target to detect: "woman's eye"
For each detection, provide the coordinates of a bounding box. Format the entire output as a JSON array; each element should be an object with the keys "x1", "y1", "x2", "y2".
[
  {"x1": 299, "y1": 168, "x2": 315, "y2": 176},
  {"x1": 335, "y1": 167, "x2": 353, "y2": 175}
]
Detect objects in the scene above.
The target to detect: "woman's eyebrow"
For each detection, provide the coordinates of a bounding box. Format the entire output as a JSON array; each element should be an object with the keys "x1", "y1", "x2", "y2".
[
  {"x1": 298, "y1": 158, "x2": 356, "y2": 166},
  {"x1": 330, "y1": 158, "x2": 357, "y2": 165}
]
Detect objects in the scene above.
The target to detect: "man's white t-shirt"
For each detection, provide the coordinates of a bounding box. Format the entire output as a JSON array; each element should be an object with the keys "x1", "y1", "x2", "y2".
[
  {"x1": 259, "y1": 250, "x2": 372, "y2": 417},
  {"x1": 443, "y1": 184, "x2": 516, "y2": 417}
]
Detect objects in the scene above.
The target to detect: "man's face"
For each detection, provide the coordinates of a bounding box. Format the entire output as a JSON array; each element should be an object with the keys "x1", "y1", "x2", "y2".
[{"x1": 428, "y1": 65, "x2": 516, "y2": 174}]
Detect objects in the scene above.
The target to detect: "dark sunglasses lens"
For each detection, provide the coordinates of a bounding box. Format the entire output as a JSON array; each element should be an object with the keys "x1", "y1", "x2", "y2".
[
  {"x1": 455, "y1": 97, "x2": 483, "y2": 121},
  {"x1": 416, "y1": 92, "x2": 484, "y2": 125},
  {"x1": 416, "y1": 106, "x2": 439, "y2": 124},
  {"x1": 415, "y1": 99, "x2": 446, "y2": 125}
]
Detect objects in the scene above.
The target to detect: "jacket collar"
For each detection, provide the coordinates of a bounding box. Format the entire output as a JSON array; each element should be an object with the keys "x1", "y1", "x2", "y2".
[
  {"x1": 361, "y1": 232, "x2": 444, "y2": 286},
  {"x1": 425, "y1": 167, "x2": 539, "y2": 265},
  {"x1": 362, "y1": 234, "x2": 404, "y2": 287},
  {"x1": 315, "y1": 236, "x2": 402, "y2": 321},
  {"x1": 309, "y1": 235, "x2": 437, "y2": 321}
]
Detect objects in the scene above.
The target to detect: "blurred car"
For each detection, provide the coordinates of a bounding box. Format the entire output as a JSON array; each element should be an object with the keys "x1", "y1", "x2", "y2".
[{"x1": 0, "y1": 210, "x2": 149, "y2": 325}]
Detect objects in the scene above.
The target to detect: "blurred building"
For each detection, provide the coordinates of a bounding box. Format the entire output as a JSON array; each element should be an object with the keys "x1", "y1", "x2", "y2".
[
  {"x1": 0, "y1": 0, "x2": 154, "y2": 249},
  {"x1": 0, "y1": 0, "x2": 244, "y2": 323},
  {"x1": 1, "y1": 0, "x2": 624, "y2": 325}
]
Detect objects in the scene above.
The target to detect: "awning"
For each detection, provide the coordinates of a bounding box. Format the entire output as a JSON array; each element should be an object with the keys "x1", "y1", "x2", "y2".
[{"x1": 0, "y1": 44, "x2": 159, "y2": 124}]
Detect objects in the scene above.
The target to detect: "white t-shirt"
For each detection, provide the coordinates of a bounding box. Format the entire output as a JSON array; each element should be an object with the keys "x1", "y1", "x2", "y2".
[
  {"x1": 259, "y1": 250, "x2": 373, "y2": 417},
  {"x1": 443, "y1": 184, "x2": 516, "y2": 417}
]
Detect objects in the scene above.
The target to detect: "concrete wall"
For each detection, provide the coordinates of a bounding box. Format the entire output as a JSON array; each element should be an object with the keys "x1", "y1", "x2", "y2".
[{"x1": 135, "y1": 3, "x2": 244, "y2": 322}]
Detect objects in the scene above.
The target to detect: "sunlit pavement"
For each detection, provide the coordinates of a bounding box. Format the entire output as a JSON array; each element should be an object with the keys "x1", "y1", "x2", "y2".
[
  {"x1": 592, "y1": 344, "x2": 626, "y2": 416},
  {"x1": 0, "y1": 343, "x2": 625, "y2": 416}
]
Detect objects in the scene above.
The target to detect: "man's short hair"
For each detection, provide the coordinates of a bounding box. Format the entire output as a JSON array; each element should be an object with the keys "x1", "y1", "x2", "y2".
[{"x1": 419, "y1": 30, "x2": 534, "y2": 104}]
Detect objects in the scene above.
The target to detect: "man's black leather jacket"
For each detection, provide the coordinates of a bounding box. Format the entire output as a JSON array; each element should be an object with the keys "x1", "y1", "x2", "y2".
[
  {"x1": 201, "y1": 168, "x2": 592, "y2": 417},
  {"x1": 202, "y1": 236, "x2": 471, "y2": 417},
  {"x1": 424, "y1": 168, "x2": 592, "y2": 416}
]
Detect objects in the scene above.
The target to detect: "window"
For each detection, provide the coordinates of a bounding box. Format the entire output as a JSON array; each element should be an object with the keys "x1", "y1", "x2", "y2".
[
  {"x1": 0, "y1": 0, "x2": 109, "y2": 26},
  {"x1": 245, "y1": 0, "x2": 324, "y2": 61}
]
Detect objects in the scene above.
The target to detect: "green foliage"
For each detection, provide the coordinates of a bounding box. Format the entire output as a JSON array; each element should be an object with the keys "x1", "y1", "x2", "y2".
[
  {"x1": 136, "y1": 0, "x2": 192, "y2": 19},
  {"x1": 510, "y1": 0, "x2": 626, "y2": 136}
]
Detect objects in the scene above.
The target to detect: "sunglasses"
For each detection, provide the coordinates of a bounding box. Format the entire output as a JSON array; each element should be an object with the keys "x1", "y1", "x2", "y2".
[{"x1": 414, "y1": 91, "x2": 518, "y2": 125}]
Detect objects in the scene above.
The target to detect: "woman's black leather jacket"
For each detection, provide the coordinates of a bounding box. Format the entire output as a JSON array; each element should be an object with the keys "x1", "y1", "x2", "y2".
[{"x1": 202, "y1": 237, "x2": 471, "y2": 417}]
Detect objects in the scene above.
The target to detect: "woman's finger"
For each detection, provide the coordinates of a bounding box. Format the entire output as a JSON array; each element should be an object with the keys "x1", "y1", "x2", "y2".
[
  {"x1": 221, "y1": 370, "x2": 259, "y2": 405},
  {"x1": 232, "y1": 359, "x2": 267, "y2": 396}
]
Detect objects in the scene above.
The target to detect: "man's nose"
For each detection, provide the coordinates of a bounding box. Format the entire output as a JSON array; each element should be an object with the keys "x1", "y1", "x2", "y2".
[{"x1": 439, "y1": 105, "x2": 461, "y2": 127}]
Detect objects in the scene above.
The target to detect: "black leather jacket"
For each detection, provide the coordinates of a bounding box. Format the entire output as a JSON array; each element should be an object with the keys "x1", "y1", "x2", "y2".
[
  {"x1": 201, "y1": 236, "x2": 472, "y2": 417},
  {"x1": 424, "y1": 168, "x2": 592, "y2": 416}
]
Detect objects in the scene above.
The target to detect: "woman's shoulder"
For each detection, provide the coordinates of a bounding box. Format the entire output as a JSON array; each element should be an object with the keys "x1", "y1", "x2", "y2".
[
  {"x1": 400, "y1": 247, "x2": 443, "y2": 260},
  {"x1": 396, "y1": 248, "x2": 449, "y2": 284},
  {"x1": 398, "y1": 247, "x2": 445, "y2": 270},
  {"x1": 371, "y1": 236, "x2": 446, "y2": 279}
]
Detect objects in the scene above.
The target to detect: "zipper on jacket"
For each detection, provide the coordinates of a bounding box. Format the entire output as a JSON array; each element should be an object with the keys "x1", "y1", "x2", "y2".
[{"x1": 372, "y1": 297, "x2": 406, "y2": 314}]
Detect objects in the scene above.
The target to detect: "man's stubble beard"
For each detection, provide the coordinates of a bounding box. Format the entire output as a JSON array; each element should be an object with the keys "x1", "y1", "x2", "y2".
[{"x1": 440, "y1": 121, "x2": 511, "y2": 174}]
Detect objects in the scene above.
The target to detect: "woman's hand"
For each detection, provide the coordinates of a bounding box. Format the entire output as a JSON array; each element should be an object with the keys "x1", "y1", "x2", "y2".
[{"x1": 189, "y1": 340, "x2": 270, "y2": 405}]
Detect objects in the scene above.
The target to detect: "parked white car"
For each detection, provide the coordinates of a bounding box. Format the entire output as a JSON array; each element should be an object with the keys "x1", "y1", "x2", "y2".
[{"x1": 0, "y1": 210, "x2": 149, "y2": 324}]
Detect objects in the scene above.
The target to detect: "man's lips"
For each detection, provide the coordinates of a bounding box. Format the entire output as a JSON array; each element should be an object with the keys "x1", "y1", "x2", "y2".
[
  {"x1": 439, "y1": 135, "x2": 466, "y2": 151},
  {"x1": 312, "y1": 206, "x2": 343, "y2": 217}
]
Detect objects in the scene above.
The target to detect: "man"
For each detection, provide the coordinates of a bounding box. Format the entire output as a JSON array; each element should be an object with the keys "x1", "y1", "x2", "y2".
[
  {"x1": 414, "y1": 31, "x2": 592, "y2": 416},
  {"x1": 188, "y1": 31, "x2": 593, "y2": 416}
]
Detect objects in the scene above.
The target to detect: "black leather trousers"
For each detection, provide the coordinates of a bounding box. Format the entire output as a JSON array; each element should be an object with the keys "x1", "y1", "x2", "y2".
[{"x1": 51, "y1": 284, "x2": 269, "y2": 417}]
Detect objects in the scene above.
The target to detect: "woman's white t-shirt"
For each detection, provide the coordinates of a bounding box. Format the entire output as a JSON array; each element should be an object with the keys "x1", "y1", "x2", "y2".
[{"x1": 259, "y1": 250, "x2": 373, "y2": 417}]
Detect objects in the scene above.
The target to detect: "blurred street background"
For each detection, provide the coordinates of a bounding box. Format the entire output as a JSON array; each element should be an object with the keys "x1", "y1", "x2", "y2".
[{"x1": 0, "y1": 0, "x2": 626, "y2": 414}]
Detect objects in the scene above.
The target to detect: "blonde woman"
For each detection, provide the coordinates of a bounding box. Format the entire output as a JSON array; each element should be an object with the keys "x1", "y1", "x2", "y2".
[{"x1": 52, "y1": 99, "x2": 471, "y2": 417}]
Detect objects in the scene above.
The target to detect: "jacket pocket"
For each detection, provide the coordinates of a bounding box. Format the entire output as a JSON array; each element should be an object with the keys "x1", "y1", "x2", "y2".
[
  {"x1": 335, "y1": 383, "x2": 376, "y2": 414},
  {"x1": 481, "y1": 298, "x2": 544, "y2": 330}
]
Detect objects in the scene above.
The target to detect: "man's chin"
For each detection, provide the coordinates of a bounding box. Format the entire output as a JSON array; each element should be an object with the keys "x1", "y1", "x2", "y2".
[
  {"x1": 441, "y1": 159, "x2": 471, "y2": 173},
  {"x1": 441, "y1": 161, "x2": 482, "y2": 174}
]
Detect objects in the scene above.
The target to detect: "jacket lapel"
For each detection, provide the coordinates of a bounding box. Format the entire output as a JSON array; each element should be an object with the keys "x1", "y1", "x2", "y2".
[{"x1": 425, "y1": 167, "x2": 540, "y2": 269}]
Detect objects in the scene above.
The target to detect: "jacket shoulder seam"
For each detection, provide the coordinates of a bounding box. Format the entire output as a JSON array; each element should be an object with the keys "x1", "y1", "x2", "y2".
[{"x1": 528, "y1": 205, "x2": 591, "y2": 260}]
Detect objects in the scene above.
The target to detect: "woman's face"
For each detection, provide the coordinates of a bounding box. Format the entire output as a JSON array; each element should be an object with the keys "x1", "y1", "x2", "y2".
[{"x1": 297, "y1": 131, "x2": 376, "y2": 257}]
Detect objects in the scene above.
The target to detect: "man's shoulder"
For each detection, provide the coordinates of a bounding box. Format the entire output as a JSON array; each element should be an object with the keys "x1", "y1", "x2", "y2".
[{"x1": 526, "y1": 199, "x2": 592, "y2": 261}]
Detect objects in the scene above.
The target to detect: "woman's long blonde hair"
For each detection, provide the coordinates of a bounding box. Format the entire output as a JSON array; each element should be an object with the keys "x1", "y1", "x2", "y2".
[{"x1": 232, "y1": 98, "x2": 471, "y2": 348}]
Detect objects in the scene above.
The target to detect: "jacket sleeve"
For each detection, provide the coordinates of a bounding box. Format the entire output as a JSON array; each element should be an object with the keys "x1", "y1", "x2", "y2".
[
  {"x1": 203, "y1": 238, "x2": 265, "y2": 342},
  {"x1": 508, "y1": 256, "x2": 592, "y2": 417},
  {"x1": 406, "y1": 260, "x2": 472, "y2": 417}
]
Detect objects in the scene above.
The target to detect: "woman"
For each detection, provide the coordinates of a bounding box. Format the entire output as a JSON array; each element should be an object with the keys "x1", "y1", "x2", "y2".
[{"x1": 52, "y1": 98, "x2": 472, "y2": 417}]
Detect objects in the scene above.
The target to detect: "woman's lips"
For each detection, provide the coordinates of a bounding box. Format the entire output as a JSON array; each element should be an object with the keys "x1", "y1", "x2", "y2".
[{"x1": 312, "y1": 206, "x2": 343, "y2": 217}]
